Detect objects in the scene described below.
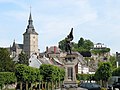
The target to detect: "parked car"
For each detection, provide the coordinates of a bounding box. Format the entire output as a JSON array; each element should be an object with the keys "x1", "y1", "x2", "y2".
[
  {"x1": 79, "y1": 82, "x2": 101, "y2": 90},
  {"x1": 108, "y1": 76, "x2": 120, "y2": 90},
  {"x1": 113, "y1": 82, "x2": 120, "y2": 90}
]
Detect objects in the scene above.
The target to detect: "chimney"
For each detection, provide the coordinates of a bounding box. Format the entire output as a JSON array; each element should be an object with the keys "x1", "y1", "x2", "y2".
[
  {"x1": 46, "y1": 46, "x2": 48, "y2": 53},
  {"x1": 54, "y1": 46, "x2": 56, "y2": 54}
]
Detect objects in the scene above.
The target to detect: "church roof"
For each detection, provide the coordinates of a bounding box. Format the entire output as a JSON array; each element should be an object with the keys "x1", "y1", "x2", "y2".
[
  {"x1": 16, "y1": 44, "x2": 23, "y2": 49},
  {"x1": 11, "y1": 40, "x2": 23, "y2": 51},
  {"x1": 23, "y1": 12, "x2": 38, "y2": 35}
]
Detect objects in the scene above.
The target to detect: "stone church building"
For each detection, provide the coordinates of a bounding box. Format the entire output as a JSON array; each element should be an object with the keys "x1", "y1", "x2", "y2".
[{"x1": 10, "y1": 12, "x2": 39, "y2": 58}]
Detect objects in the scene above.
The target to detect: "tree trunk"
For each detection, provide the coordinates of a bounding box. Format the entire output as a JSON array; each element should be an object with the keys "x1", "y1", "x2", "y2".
[
  {"x1": 39, "y1": 81, "x2": 41, "y2": 90},
  {"x1": 30, "y1": 83, "x2": 33, "y2": 90},
  {"x1": 58, "y1": 80, "x2": 60, "y2": 88},
  {"x1": 48, "y1": 82, "x2": 50, "y2": 90},
  {"x1": 20, "y1": 81, "x2": 22, "y2": 90},
  {"x1": 42, "y1": 81, "x2": 44, "y2": 89},
  {"x1": 45, "y1": 82, "x2": 47, "y2": 90},
  {"x1": 5, "y1": 83, "x2": 8, "y2": 90},
  {"x1": 26, "y1": 81, "x2": 28, "y2": 90},
  {"x1": 52, "y1": 81, "x2": 54, "y2": 90}
]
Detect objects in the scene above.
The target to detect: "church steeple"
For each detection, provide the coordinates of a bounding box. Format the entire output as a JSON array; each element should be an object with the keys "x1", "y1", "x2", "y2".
[
  {"x1": 23, "y1": 12, "x2": 38, "y2": 35},
  {"x1": 23, "y1": 11, "x2": 39, "y2": 58},
  {"x1": 28, "y1": 12, "x2": 34, "y2": 28}
]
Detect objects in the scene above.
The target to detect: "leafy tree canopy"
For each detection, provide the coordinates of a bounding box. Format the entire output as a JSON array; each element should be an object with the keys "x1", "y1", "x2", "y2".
[
  {"x1": 112, "y1": 67, "x2": 120, "y2": 76},
  {"x1": 39, "y1": 64, "x2": 65, "y2": 82},
  {"x1": 0, "y1": 48, "x2": 15, "y2": 72},
  {"x1": 0, "y1": 72, "x2": 16, "y2": 85},
  {"x1": 58, "y1": 37, "x2": 110, "y2": 57},
  {"x1": 91, "y1": 48, "x2": 110, "y2": 55},
  {"x1": 58, "y1": 37, "x2": 94, "y2": 57},
  {"x1": 18, "y1": 51, "x2": 29, "y2": 65},
  {"x1": 95, "y1": 62, "x2": 112, "y2": 81}
]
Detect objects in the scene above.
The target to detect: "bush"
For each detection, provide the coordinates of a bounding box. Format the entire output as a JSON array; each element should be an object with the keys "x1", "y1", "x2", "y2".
[{"x1": 0, "y1": 72, "x2": 16, "y2": 89}]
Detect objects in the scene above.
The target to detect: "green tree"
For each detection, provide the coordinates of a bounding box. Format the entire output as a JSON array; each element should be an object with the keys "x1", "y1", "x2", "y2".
[
  {"x1": 112, "y1": 67, "x2": 120, "y2": 76},
  {"x1": 0, "y1": 48, "x2": 15, "y2": 72},
  {"x1": 18, "y1": 51, "x2": 29, "y2": 65},
  {"x1": 109, "y1": 55, "x2": 116, "y2": 69},
  {"x1": 15, "y1": 64, "x2": 26, "y2": 90},
  {"x1": 0, "y1": 72, "x2": 16, "y2": 89},
  {"x1": 78, "y1": 37, "x2": 84, "y2": 47},
  {"x1": 58, "y1": 39, "x2": 66, "y2": 51},
  {"x1": 39, "y1": 64, "x2": 53, "y2": 82},
  {"x1": 95, "y1": 62, "x2": 112, "y2": 87},
  {"x1": 83, "y1": 39, "x2": 94, "y2": 50},
  {"x1": 15, "y1": 64, "x2": 40, "y2": 90},
  {"x1": 91, "y1": 48, "x2": 110, "y2": 55},
  {"x1": 39, "y1": 64, "x2": 65, "y2": 90},
  {"x1": 77, "y1": 37, "x2": 94, "y2": 51}
]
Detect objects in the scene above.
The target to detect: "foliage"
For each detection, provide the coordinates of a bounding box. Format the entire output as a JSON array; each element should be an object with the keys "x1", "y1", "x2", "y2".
[
  {"x1": 78, "y1": 37, "x2": 84, "y2": 48},
  {"x1": 77, "y1": 37, "x2": 94, "y2": 51},
  {"x1": 18, "y1": 51, "x2": 29, "y2": 65},
  {"x1": 58, "y1": 37, "x2": 111, "y2": 57},
  {"x1": 76, "y1": 74, "x2": 94, "y2": 81},
  {"x1": 39, "y1": 64, "x2": 65, "y2": 82},
  {"x1": 59, "y1": 67, "x2": 65, "y2": 81},
  {"x1": 58, "y1": 39, "x2": 66, "y2": 51},
  {"x1": 95, "y1": 62, "x2": 112, "y2": 82},
  {"x1": 58, "y1": 37, "x2": 94, "y2": 57},
  {"x1": 109, "y1": 55, "x2": 116, "y2": 69},
  {"x1": 91, "y1": 48, "x2": 110, "y2": 55},
  {"x1": 15, "y1": 64, "x2": 42, "y2": 90},
  {"x1": 39, "y1": 64, "x2": 53, "y2": 82},
  {"x1": 0, "y1": 48, "x2": 15, "y2": 72},
  {"x1": 0, "y1": 72, "x2": 16, "y2": 85},
  {"x1": 112, "y1": 67, "x2": 120, "y2": 76},
  {"x1": 15, "y1": 64, "x2": 41, "y2": 83}
]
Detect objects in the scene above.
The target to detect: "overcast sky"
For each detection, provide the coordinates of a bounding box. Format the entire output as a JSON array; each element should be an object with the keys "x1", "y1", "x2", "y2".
[{"x1": 0, "y1": 0, "x2": 120, "y2": 54}]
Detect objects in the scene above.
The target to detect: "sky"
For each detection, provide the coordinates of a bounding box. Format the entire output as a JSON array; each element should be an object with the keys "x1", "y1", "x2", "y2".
[{"x1": 0, "y1": 0, "x2": 120, "y2": 54}]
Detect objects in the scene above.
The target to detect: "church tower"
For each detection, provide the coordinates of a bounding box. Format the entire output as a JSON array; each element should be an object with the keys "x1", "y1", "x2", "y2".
[{"x1": 23, "y1": 12, "x2": 38, "y2": 58}]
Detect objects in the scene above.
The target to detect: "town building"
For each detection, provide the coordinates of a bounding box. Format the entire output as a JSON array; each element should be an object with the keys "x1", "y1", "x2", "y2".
[{"x1": 8, "y1": 11, "x2": 100, "y2": 74}]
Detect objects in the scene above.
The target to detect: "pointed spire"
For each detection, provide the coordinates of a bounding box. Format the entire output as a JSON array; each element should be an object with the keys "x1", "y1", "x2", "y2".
[
  {"x1": 28, "y1": 12, "x2": 33, "y2": 25},
  {"x1": 29, "y1": 12, "x2": 32, "y2": 21},
  {"x1": 29, "y1": 5, "x2": 32, "y2": 20},
  {"x1": 23, "y1": 8, "x2": 38, "y2": 35}
]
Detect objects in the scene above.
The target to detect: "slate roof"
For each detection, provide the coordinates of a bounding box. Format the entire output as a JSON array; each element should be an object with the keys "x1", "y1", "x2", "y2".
[
  {"x1": 23, "y1": 12, "x2": 38, "y2": 35},
  {"x1": 15, "y1": 44, "x2": 23, "y2": 49},
  {"x1": 47, "y1": 46, "x2": 61, "y2": 54}
]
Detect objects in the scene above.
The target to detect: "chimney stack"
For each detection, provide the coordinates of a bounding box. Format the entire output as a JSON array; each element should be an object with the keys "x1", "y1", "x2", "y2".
[
  {"x1": 54, "y1": 46, "x2": 56, "y2": 54},
  {"x1": 46, "y1": 46, "x2": 48, "y2": 53}
]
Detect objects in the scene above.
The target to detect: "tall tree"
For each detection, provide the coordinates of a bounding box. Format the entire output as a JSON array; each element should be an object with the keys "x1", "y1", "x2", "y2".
[
  {"x1": 0, "y1": 48, "x2": 15, "y2": 72},
  {"x1": 83, "y1": 39, "x2": 94, "y2": 50},
  {"x1": 95, "y1": 62, "x2": 112, "y2": 87},
  {"x1": 78, "y1": 37, "x2": 84, "y2": 47},
  {"x1": 18, "y1": 51, "x2": 29, "y2": 65}
]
